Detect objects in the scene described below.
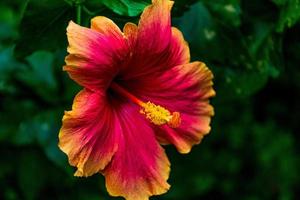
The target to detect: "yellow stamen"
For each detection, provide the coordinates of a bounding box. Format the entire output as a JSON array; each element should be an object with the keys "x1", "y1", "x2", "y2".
[
  {"x1": 140, "y1": 101, "x2": 181, "y2": 128},
  {"x1": 111, "y1": 83, "x2": 181, "y2": 128}
]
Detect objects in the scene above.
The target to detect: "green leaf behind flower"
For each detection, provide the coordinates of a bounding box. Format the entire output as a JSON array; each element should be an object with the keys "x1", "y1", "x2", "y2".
[
  {"x1": 176, "y1": 1, "x2": 281, "y2": 99},
  {"x1": 272, "y1": 0, "x2": 300, "y2": 32},
  {"x1": 15, "y1": 0, "x2": 73, "y2": 57},
  {"x1": 16, "y1": 51, "x2": 58, "y2": 102},
  {"x1": 98, "y1": 0, "x2": 150, "y2": 16}
]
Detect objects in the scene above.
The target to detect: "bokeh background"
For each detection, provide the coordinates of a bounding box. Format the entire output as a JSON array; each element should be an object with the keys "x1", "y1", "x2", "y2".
[{"x1": 1, "y1": 0, "x2": 299, "y2": 199}]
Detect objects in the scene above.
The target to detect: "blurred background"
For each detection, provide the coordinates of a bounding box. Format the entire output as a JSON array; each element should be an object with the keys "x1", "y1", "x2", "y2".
[{"x1": 0, "y1": 0, "x2": 299, "y2": 199}]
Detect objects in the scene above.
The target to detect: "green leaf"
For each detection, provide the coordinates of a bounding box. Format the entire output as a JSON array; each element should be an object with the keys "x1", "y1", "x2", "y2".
[
  {"x1": 171, "y1": 0, "x2": 198, "y2": 17},
  {"x1": 13, "y1": 110, "x2": 70, "y2": 173},
  {"x1": 216, "y1": 68, "x2": 269, "y2": 99},
  {"x1": 0, "y1": 47, "x2": 16, "y2": 77},
  {"x1": 0, "y1": 5, "x2": 18, "y2": 41},
  {"x1": 99, "y1": 0, "x2": 150, "y2": 16},
  {"x1": 0, "y1": 46, "x2": 21, "y2": 94},
  {"x1": 247, "y1": 22, "x2": 281, "y2": 78},
  {"x1": 272, "y1": 0, "x2": 287, "y2": 5},
  {"x1": 12, "y1": 110, "x2": 57, "y2": 146},
  {"x1": 26, "y1": 51, "x2": 57, "y2": 88},
  {"x1": 0, "y1": 98, "x2": 37, "y2": 143},
  {"x1": 200, "y1": 0, "x2": 241, "y2": 27},
  {"x1": 273, "y1": 0, "x2": 300, "y2": 32},
  {"x1": 18, "y1": 151, "x2": 47, "y2": 200},
  {"x1": 17, "y1": 51, "x2": 58, "y2": 102},
  {"x1": 175, "y1": 2, "x2": 216, "y2": 58},
  {"x1": 176, "y1": 1, "x2": 281, "y2": 99},
  {"x1": 34, "y1": 111, "x2": 69, "y2": 172},
  {"x1": 15, "y1": 0, "x2": 73, "y2": 57}
]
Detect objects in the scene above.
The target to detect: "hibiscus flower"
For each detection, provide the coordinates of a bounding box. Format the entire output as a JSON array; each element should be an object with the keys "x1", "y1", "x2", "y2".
[{"x1": 58, "y1": 0, "x2": 215, "y2": 199}]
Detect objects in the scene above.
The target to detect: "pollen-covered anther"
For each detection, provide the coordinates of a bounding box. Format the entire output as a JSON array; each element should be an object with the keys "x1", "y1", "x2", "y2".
[
  {"x1": 168, "y1": 111, "x2": 181, "y2": 128},
  {"x1": 110, "y1": 83, "x2": 181, "y2": 128},
  {"x1": 140, "y1": 101, "x2": 181, "y2": 128}
]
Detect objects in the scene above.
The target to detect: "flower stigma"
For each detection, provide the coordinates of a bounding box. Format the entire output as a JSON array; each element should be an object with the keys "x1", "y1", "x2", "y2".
[{"x1": 111, "y1": 82, "x2": 181, "y2": 128}]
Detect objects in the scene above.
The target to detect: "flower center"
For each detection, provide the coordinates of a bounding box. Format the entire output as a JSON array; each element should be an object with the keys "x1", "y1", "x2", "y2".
[{"x1": 111, "y1": 82, "x2": 181, "y2": 128}]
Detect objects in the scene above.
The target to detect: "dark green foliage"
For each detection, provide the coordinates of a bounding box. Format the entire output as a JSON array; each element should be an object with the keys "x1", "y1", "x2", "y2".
[
  {"x1": 15, "y1": 0, "x2": 74, "y2": 58},
  {"x1": 272, "y1": 0, "x2": 300, "y2": 32},
  {"x1": 98, "y1": 0, "x2": 151, "y2": 16},
  {"x1": 0, "y1": 0, "x2": 299, "y2": 199},
  {"x1": 175, "y1": 1, "x2": 282, "y2": 99}
]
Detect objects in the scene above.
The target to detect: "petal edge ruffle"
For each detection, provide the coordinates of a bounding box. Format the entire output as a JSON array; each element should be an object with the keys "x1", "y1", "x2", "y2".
[
  {"x1": 59, "y1": 89, "x2": 120, "y2": 176},
  {"x1": 64, "y1": 21, "x2": 127, "y2": 91}
]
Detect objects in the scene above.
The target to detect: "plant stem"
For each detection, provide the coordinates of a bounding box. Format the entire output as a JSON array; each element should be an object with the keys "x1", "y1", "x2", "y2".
[
  {"x1": 76, "y1": 4, "x2": 82, "y2": 25},
  {"x1": 19, "y1": 0, "x2": 29, "y2": 24},
  {"x1": 82, "y1": 6, "x2": 95, "y2": 16}
]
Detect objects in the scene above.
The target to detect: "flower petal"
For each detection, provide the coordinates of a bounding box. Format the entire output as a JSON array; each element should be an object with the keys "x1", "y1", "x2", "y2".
[
  {"x1": 125, "y1": 62, "x2": 215, "y2": 153},
  {"x1": 91, "y1": 16, "x2": 124, "y2": 37},
  {"x1": 171, "y1": 27, "x2": 190, "y2": 64},
  {"x1": 64, "y1": 21, "x2": 127, "y2": 91},
  {"x1": 123, "y1": 22, "x2": 138, "y2": 49},
  {"x1": 103, "y1": 101, "x2": 170, "y2": 200},
  {"x1": 119, "y1": 0, "x2": 189, "y2": 80},
  {"x1": 137, "y1": 0, "x2": 174, "y2": 53},
  {"x1": 59, "y1": 89, "x2": 171, "y2": 198},
  {"x1": 58, "y1": 89, "x2": 120, "y2": 176}
]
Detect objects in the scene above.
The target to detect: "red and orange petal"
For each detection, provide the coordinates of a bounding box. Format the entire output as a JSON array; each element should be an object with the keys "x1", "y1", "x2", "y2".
[
  {"x1": 126, "y1": 62, "x2": 215, "y2": 153},
  {"x1": 64, "y1": 20, "x2": 127, "y2": 91},
  {"x1": 137, "y1": 0, "x2": 174, "y2": 52},
  {"x1": 123, "y1": 22, "x2": 138, "y2": 50},
  {"x1": 119, "y1": 0, "x2": 188, "y2": 80},
  {"x1": 58, "y1": 89, "x2": 120, "y2": 176},
  {"x1": 91, "y1": 16, "x2": 123, "y2": 37},
  {"x1": 170, "y1": 27, "x2": 190, "y2": 65},
  {"x1": 103, "y1": 101, "x2": 170, "y2": 200},
  {"x1": 59, "y1": 90, "x2": 171, "y2": 199}
]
